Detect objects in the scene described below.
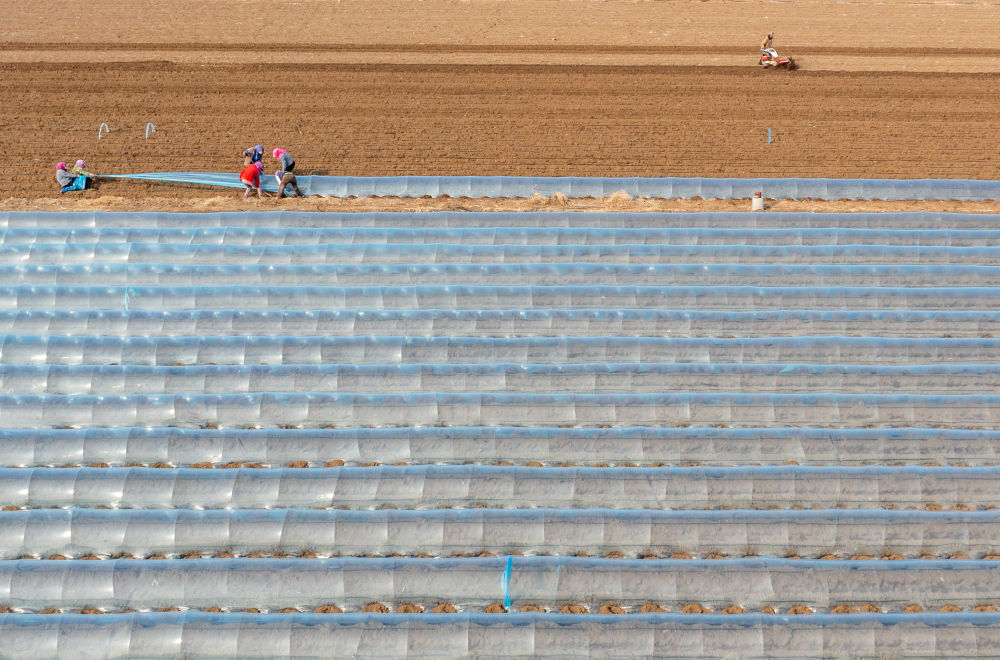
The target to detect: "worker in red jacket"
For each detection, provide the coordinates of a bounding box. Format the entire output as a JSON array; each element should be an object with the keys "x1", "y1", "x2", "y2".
[{"x1": 240, "y1": 161, "x2": 264, "y2": 198}]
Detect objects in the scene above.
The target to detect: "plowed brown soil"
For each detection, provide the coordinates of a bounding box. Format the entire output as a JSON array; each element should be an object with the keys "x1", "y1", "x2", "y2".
[{"x1": 3, "y1": 0, "x2": 999, "y2": 206}]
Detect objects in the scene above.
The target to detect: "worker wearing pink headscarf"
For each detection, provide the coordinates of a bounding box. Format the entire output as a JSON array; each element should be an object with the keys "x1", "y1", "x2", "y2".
[
  {"x1": 272, "y1": 148, "x2": 295, "y2": 173},
  {"x1": 55, "y1": 162, "x2": 75, "y2": 188},
  {"x1": 71, "y1": 159, "x2": 95, "y2": 178}
]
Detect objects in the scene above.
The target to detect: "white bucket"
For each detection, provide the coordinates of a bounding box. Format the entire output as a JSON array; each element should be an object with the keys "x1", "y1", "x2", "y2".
[{"x1": 751, "y1": 192, "x2": 764, "y2": 211}]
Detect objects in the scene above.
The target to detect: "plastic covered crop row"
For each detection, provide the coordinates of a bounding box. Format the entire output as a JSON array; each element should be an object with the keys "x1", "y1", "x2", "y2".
[
  {"x1": 4, "y1": 335, "x2": 996, "y2": 366},
  {"x1": 8, "y1": 285, "x2": 1000, "y2": 312},
  {"x1": 0, "y1": 508, "x2": 998, "y2": 559},
  {"x1": 1, "y1": 392, "x2": 1000, "y2": 429},
  {"x1": 2, "y1": 611, "x2": 1000, "y2": 660},
  {"x1": 1, "y1": 309, "x2": 997, "y2": 339},
  {"x1": 10, "y1": 263, "x2": 1000, "y2": 288},
  {"x1": 4, "y1": 225, "x2": 1000, "y2": 247},
  {"x1": 100, "y1": 174, "x2": 1000, "y2": 201},
  {"x1": 9, "y1": 242, "x2": 1000, "y2": 266},
  {"x1": 3, "y1": 363, "x2": 999, "y2": 396},
  {"x1": 0, "y1": 556, "x2": 998, "y2": 611},
  {"x1": 4, "y1": 209, "x2": 1000, "y2": 229},
  {"x1": 2, "y1": 465, "x2": 998, "y2": 510},
  {"x1": 0, "y1": 426, "x2": 998, "y2": 468}
]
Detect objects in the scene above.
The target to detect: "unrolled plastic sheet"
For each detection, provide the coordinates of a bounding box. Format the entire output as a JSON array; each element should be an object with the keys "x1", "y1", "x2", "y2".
[
  {"x1": 98, "y1": 174, "x2": 1000, "y2": 201},
  {"x1": 2, "y1": 465, "x2": 998, "y2": 510},
  {"x1": 2, "y1": 363, "x2": 999, "y2": 396},
  {"x1": 0, "y1": 557, "x2": 997, "y2": 611},
  {"x1": 0, "y1": 508, "x2": 998, "y2": 559},
  {"x1": 0, "y1": 392, "x2": 999, "y2": 428},
  {"x1": 9, "y1": 285, "x2": 1000, "y2": 312},
  {"x1": 4, "y1": 335, "x2": 998, "y2": 366},
  {"x1": 6, "y1": 225, "x2": 1000, "y2": 247},
  {"x1": 1, "y1": 309, "x2": 998, "y2": 339},
  {"x1": 1, "y1": 612, "x2": 1000, "y2": 659},
  {"x1": 0, "y1": 426, "x2": 998, "y2": 468},
  {"x1": 13, "y1": 242, "x2": 1000, "y2": 266},
  {"x1": 9, "y1": 263, "x2": 1000, "y2": 288},
  {"x1": 5, "y1": 210, "x2": 1000, "y2": 230}
]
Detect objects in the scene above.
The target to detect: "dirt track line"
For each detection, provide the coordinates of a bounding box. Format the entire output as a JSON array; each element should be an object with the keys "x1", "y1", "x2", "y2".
[
  {"x1": 4, "y1": 43, "x2": 1000, "y2": 57},
  {"x1": 5, "y1": 53, "x2": 998, "y2": 72}
]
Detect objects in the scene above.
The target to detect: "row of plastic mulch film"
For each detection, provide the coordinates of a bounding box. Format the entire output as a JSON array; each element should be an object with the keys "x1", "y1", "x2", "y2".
[
  {"x1": 99, "y1": 174, "x2": 1000, "y2": 201},
  {"x1": 3, "y1": 363, "x2": 1000, "y2": 395},
  {"x1": 0, "y1": 557, "x2": 996, "y2": 610},
  {"x1": 1, "y1": 465, "x2": 998, "y2": 509},
  {"x1": 0, "y1": 425, "x2": 996, "y2": 467},
  {"x1": 8, "y1": 224, "x2": 1000, "y2": 244},
  {"x1": 3, "y1": 335, "x2": 995, "y2": 364},
  {"x1": 0, "y1": 508, "x2": 998, "y2": 558},
  {"x1": 12, "y1": 242, "x2": 1000, "y2": 265},
  {"x1": 3, "y1": 612, "x2": 999, "y2": 659},
  {"x1": 3, "y1": 210, "x2": 1000, "y2": 229},
  {"x1": 8, "y1": 285, "x2": 1000, "y2": 311},
  {"x1": 0, "y1": 392, "x2": 998, "y2": 428},
  {"x1": 0, "y1": 309, "x2": 997, "y2": 338},
  {"x1": 9, "y1": 263, "x2": 1000, "y2": 287}
]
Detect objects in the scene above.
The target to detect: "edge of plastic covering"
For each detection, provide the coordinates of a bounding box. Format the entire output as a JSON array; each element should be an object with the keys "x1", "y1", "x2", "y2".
[
  {"x1": 99, "y1": 174, "x2": 1000, "y2": 201},
  {"x1": 6, "y1": 210, "x2": 1000, "y2": 231},
  {"x1": 3, "y1": 612, "x2": 1000, "y2": 659}
]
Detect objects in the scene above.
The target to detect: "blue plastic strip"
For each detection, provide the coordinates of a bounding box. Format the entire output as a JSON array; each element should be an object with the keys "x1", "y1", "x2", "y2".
[
  {"x1": 503, "y1": 556, "x2": 513, "y2": 610},
  {"x1": 99, "y1": 174, "x2": 1000, "y2": 201}
]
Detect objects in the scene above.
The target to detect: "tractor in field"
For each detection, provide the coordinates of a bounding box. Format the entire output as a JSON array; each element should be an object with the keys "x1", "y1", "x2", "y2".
[{"x1": 758, "y1": 48, "x2": 797, "y2": 70}]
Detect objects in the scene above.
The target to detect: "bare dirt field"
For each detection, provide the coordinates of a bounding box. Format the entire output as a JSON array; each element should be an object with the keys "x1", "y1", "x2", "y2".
[{"x1": 3, "y1": 0, "x2": 999, "y2": 207}]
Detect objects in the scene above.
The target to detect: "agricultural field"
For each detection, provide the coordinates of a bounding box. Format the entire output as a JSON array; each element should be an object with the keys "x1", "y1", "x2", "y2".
[
  {"x1": 2, "y1": 0, "x2": 999, "y2": 206},
  {"x1": 1, "y1": 0, "x2": 1000, "y2": 657}
]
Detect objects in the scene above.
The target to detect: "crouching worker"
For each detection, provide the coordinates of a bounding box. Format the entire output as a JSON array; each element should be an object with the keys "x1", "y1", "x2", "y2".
[
  {"x1": 72, "y1": 159, "x2": 95, "y2": 179},
  {"x1": 243, "y1": 145, "x2": 264, "y2": 165},
  {"x1": 274, "y1": 169, "x2": 303, "y2": 198},
  {"x1": 240, "y1": 161, "x2": 264, "y2": 198},
  {"x1": 56, "y1": 162, "x2": 87, "y2": 193}
]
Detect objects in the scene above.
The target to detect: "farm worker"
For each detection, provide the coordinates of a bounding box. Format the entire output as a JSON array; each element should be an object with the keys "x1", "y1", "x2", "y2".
[
  {"x1": 56, "y1": 162, "x2": 87, "y2": 193},
  {"x1": 274, "y1": 170, "x2": 303, "y2": 198},
  {"x1": 243, "y1": 145, "x2": 264, "y2": 165},
  {"x1": 240, "y1": 161, "x2": 264, "y2": 198},
  {"x1": 56, "y1": 162, "x2": 78, "y2": 191},
  {"x1": 72, "y1": 159, "x2": 95, "y2": 178},
  {"x1": 272, "y1": 148, "x2": 295, "y2": 172},
  {"x1": 760, "y1": 32, "x2": 774, "y2": 51}
]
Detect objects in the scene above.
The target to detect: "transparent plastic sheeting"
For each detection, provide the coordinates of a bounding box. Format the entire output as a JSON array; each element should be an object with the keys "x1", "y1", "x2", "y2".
[
  {"x1": 2, "y1": 508, "x2": 1000, "y2": 559},
  {"x1": 10, "y1": 263, "x2": 1000, "y2": 288},
  {"x1": 6, "y1": 210, "x2": 1000, "y2": 230},
  {"x1": 1, "y1": 392, "x2": 1000, "y2": 429},
  {"x1": 4, "y1": 363, "x2": 1000, "y2": 396},
  {"x1": 2, "y1": 309, "x2": 999, "y2": 339},
  {"x1": 2, "y1": 613, "x2": 1000, "y2": 660},
  {"x1": 11, "y1": 286, "x2": 1000, "y2": 312},
  {"x1": 8, "y1": 226, "x2": 1000, "y2": 247},
  {"x1": 99, "y1": 174, "x2": 1000, "y2": 201},
  {"x1": 0, "y1": 557, "x2": 996, "y2": 611},
  {"x1": 0, "y1": 426, "x2": 999, "y2": 468},
  {"x1": 13, "y1": 242, "x2": 1000, "y2": 266},
  {"x1": 5, "y1": 336, "x2": 999, "y2": 366},
  {"x1": 2, "y1": 465, "x2": 999, "y2": 510}
]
